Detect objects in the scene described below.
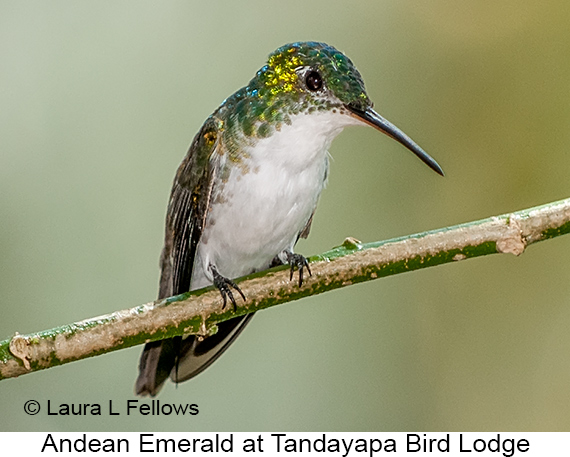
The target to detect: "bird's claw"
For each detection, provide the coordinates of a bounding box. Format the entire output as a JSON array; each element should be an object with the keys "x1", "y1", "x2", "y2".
[
  {"x1": 211, "y1": 266, "x2": 245, "y2": 312},
  {"x1": 285, "y1": 251, "x2": 312, "y2": 287}
]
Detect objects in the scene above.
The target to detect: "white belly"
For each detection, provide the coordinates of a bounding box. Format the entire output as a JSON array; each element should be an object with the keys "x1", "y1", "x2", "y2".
[{"x1": 191, "y1": 111, "x2": 359, "y2": 289}]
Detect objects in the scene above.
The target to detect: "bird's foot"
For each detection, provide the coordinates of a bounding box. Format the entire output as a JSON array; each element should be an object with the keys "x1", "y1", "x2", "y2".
[
  {"x1": 283, "y1": 250, "x2": 312, "y2": 287},
  {"x1": 210, "y1": 265, "x2": 245, "y2": 312}
]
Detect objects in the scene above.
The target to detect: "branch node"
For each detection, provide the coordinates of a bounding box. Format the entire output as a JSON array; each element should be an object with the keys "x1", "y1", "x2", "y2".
[
  {"x1": 342, "y1": 237, "x2": 362, "y2": 249},
  {"x1": 496, "y1": 215, "x2": 526, "y2": 256},
  {"x1": 9, "y1": 333, "x2": 32, "y2": 371}
]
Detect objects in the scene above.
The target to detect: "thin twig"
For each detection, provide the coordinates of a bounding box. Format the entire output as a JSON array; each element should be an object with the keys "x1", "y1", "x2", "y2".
[{"x1": 2, "y1": 197, "x2": 570, "y2": 380}]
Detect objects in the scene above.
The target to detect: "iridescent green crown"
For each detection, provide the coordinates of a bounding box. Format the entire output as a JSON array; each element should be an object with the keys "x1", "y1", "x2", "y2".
[{"x1": 217, "y1": 42, "x2": 372, "y2": 144}]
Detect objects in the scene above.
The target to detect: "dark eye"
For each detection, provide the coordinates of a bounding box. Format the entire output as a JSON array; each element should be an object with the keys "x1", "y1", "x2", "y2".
[{"x1": 305, "y1": 70, "x2": 322, "y2": 91}]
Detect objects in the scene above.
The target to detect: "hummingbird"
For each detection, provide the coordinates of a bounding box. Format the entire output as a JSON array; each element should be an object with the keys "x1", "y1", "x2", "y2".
[{"x1": 135, "y1": 41, "x2": 443, "y2": 396}]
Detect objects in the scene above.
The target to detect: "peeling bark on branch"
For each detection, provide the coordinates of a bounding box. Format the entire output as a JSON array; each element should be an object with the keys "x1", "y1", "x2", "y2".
[{"x1": 2, "y1": 197, "x2": 570, "y2": 381}]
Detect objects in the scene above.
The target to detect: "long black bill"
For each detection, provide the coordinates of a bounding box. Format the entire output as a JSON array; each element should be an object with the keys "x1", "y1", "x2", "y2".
[{"x1": 345, "y1": 105, "x2": 444, "y2": 176}]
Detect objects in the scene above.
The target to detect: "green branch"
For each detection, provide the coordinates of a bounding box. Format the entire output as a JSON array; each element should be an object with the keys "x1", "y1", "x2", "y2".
[{"x1": 2, "y1": 197, "x2": 570, "y2": 381}]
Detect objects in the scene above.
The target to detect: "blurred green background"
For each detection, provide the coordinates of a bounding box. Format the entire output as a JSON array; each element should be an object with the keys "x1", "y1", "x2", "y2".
[{"x1": 2, "y1": 0, "x2": 570, "y2": 431}]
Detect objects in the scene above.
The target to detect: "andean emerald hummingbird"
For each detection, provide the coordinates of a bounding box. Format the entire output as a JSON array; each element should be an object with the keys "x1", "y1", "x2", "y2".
[{"x1": 135, "y1": 41, "x2": 443, "y2": 396}]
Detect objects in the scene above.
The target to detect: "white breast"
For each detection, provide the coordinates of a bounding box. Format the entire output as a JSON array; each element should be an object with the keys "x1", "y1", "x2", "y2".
[{"x1": 191, "y1": 110, "x2": 361, "y2": 289}]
